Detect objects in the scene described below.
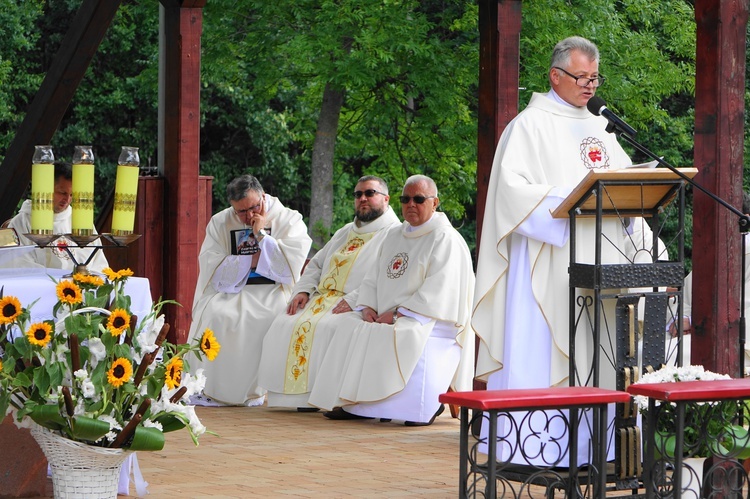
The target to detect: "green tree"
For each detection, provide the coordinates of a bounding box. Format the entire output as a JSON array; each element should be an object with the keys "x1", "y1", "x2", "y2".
[{"x1": 209, "y1": 0, "x2": 479, "y2": 249}]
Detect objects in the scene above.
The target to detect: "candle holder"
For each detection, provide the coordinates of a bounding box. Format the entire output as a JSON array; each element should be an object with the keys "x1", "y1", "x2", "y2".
[
  {"x1": 24, "y1": 233, "x2": 141, "y2": 276},
  {"x1": 24, "y1": 232, "x2": 60, "y2": 248},
  {"x1": 102, "y1": 233, "x2": 142, "y2": 246}
]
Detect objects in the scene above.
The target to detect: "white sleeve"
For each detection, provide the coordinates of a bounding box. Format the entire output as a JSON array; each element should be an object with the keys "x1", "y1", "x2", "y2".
[
  {"x1": 210, "y1": 255, "x2": 254, "y2": 293},
  {"x1": 515, "y1": 187, "x2": 571, "y2": 247},
  {"x1": 254, "y1": 236, "x2": 293, "y2": 284}
]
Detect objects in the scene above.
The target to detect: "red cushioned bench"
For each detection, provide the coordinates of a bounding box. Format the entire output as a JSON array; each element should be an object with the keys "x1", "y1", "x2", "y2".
[
  {"x1": 627, "y1": 378, "x2": 750, "y2": 499},
  {"x1": 440, "y1": 387, "x2": 631, "y2": 498}
]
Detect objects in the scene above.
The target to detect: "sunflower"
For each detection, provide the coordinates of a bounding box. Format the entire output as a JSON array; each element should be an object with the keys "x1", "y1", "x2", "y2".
[
  {"x1": 73, "y1": 273, "x2": 105, "y2": 287},
  {"x1": 107, "y1": 358, "x2": 133, "y2": 388},
  {"x1": 107, "y1": 309, "x2": 131, "y2": 337},
  {"x1": 56, "y1": 280, "x2": 83, "y2": 305},
  {"x1": 165, "y1": 356, "x2": 184, "y2": 390},
  {"x1": 199, "y1": 328, "x2": 221, "y2": 361},
  {"x1": 26, "y1": 322, "x2": 53, "y2": 347},
  {"x1": 102, "y1": 267, "x2": 134, "y2": 282},
  {"x1": 0, "y1": 295, "x2": 22, "y2": 324}
]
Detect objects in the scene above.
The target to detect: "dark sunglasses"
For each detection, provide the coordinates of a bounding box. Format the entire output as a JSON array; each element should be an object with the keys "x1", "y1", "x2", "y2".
[
  {"x1": 399, "y1": 195, "x2": 436, "y2": 204},
  {"x1": 354, "y1": 189, "x2": 386, "y2": 199}
]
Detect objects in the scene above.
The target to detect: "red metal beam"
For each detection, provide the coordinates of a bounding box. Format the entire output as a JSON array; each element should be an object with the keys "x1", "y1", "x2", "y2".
[{"x1": 692, "y1": 0, "x2": 748, "y2": 376}]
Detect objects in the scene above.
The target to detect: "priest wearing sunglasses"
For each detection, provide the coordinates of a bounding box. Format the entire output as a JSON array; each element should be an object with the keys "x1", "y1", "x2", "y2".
[
  {"x1": 309, "y1": 174, "x2": 475, "y2": 426},
  {"x1": 258, "y1": 176, "x2": 400, "y2": 409}
]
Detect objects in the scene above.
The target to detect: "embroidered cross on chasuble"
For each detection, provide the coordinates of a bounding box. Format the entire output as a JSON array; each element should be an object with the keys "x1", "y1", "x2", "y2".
[{"x1": 283, "y1": 230, "x2": 375, "y2": 393}]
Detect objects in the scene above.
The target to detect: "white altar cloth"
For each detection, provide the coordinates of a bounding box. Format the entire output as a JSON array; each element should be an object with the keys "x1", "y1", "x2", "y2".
[{"x1": 0, "y1": 268, "x2": 153, "y2": 325}]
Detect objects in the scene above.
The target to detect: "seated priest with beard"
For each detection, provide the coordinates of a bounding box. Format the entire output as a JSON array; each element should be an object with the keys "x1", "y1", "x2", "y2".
[
  {"x1": 308, "y1": 174, "x2": 475, "y2": 426},
  {"x1": 258, "y1": 175, "x2": 400, "y2": 410}
]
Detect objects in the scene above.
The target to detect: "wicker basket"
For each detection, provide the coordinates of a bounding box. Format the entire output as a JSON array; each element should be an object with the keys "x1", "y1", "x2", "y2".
[{"x1": 31, "y1": 425, "x2": 132, "y2": 499}]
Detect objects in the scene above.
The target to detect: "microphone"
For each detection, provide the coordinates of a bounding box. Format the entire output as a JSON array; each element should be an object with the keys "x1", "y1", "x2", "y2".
[{"x1": 586, "y1": 96, "x2": 637, "y2": 137}]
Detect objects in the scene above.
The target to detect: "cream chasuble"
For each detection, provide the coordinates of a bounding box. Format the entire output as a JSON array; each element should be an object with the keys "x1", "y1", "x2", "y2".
[
  {"x1": 283, "y1": 230, "x2": 374, "y2": 393},
  {"x1": 188, "y1": 195, "x2": 311, "y2": 406},
  {"x1": 473, "y1": 92, "x2": 635, "y2": 388},
  {"x1": 258, "y1": 207, "x2": 399, "y2": 407},
  {"x1": 308, "y1": 212, "x2": 475, "y2": 416},
  {"x1": 472, "y1": 91, "x2": 646, "y2": 465}
]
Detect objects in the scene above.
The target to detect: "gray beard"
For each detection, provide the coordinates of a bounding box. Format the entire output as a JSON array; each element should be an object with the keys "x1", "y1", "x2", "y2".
[{"x1": 356, "y1": 206, "x2": 385, "y2": 223}]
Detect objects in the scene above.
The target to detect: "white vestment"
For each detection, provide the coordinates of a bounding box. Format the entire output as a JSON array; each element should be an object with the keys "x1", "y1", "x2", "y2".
[
  {"x1": 473, "y1": 92, "x2": 638, "y2": 464},
  {"x1": 258, "y1": 207, "x2": 400, "y2": 408},
  {"x1": 308, "y1": 212, "x2": 475, "y2": 423},
  {"x1": 5, "y1": 200, "x2": 109, "y2": 273},
  {"x1": 187, "y1": 195, "x2": 311, "y2": 406}
]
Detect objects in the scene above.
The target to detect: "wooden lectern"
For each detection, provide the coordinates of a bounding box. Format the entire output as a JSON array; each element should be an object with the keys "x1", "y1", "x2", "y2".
[{"x1": 552, "y1": 166, "x2": 698, "y2": 492}]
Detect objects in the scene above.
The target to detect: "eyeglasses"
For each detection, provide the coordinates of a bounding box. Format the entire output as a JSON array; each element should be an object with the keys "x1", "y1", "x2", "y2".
[
  {"x1": 553, "y1": 66, "x2": 605, "y2": 88},
  {"x1": 234, "y1": 201, "x2": 262, "y2": 216},
  {"x1": 354, "y1": 189, "x2": 386, "y2": 199},
  {"x1": 399, "y1": 195, "x2": 436, "y2": 204}
]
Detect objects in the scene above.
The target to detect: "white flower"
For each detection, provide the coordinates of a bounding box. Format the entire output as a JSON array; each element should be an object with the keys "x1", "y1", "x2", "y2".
[
  {"x1": 87, "y1": 337, "x2": 106, "y2": 365},
  {"x1": 181, "y1": 369, "x2": 207, "y2": 399},
  {"x1": 134, "y1": 314, "x2": 164, "y2": 363},
  {"x1": 81, "y1": 379, "x2": 96, "y2": 398},
  {"x1": 633, "y1": 365, "x2": 730, "y2": 412},
  {"x1": 183, "y1": 405, "x2": 206, "y2": 437},
  {"x1": 73, "y1": 369, "x2": 88, "y2": 380},
  {"x1": 143, "y1": 419, "x2": 163, "y2": 432},
  {"x1": 96, "y1": 414, "x2": 123, "y2": 444}
]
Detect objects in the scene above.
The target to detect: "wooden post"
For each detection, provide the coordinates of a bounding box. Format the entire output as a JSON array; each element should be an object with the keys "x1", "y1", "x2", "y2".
[
  {"x1": 475, "y1": 0, "x2": 522, "y2": 390},
  {"x1": 159, "y1": 0, "x2": 207, "y2": 344},
  {"x1": 475, "y1": 0, "x2": 522, "y2": 254},
  {"x1": 692, "y1": 0, "x2": 748, "y2": 376}
]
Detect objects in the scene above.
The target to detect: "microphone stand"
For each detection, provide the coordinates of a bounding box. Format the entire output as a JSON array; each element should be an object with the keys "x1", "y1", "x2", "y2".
[{"x1": 606, "y1": 122, "x2": 750, "y2": 376}]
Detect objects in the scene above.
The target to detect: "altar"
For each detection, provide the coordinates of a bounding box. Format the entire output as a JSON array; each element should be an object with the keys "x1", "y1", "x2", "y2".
[{"x1": 0, "y1": 267, "x2": 153, "y2": 326}]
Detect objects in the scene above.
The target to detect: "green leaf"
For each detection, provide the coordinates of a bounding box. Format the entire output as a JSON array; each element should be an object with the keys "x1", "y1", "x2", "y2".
[
  {"x1": 128, "y1": 425, "x2": 165, "y2": 451},
  {"x1": 68, "y1": 415, "x2": 111, "y2": 442},
  {"x1": 153, "y1": 413, "x2": 187, "y2": 433},
  {"x1": 28, "y1": 404, "x2": 65, "y2": 429}
]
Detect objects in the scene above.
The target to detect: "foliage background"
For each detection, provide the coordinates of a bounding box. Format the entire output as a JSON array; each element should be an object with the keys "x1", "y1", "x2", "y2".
[{"x1": 0, "y1": 0, "x2": 745, "y2": 264}]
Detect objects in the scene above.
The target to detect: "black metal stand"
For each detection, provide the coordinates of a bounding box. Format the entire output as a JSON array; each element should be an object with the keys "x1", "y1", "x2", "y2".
[{"x1": 607, "y1": 128, "x2": 750, "y2": 378}]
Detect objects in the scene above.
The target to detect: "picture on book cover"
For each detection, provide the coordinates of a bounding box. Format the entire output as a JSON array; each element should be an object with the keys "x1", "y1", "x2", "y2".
[{"x1": 230, "y1": 228, "x2": 271, "y2": 255}]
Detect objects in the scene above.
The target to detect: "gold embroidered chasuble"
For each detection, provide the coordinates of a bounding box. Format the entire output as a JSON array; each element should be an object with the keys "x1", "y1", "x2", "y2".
[{"x1": 283, "y1": 230, "x2": 375, "y2": 393}]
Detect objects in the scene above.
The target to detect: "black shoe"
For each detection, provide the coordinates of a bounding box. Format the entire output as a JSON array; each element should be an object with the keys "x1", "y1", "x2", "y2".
[
  {"x1": 323, "y1": 407, "x2": 373, "y2": 420},
  {"x1": 379, "y1": 418, "x2": 392, "y2": 423},
  {"x1": 404, "y1": 404, "x2": 445, "y2": 427},
  {"x1": 297, "y1": 407, "x2": 320, "y2": 413}
]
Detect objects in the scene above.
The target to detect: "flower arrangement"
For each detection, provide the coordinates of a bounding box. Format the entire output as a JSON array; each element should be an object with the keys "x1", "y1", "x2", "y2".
[
  {"x1": 633, "y1": 365, "x2": 750, "y2": 459},
  {"x1": 0, "y1": 267, "x2": 221, "y2": 451}
]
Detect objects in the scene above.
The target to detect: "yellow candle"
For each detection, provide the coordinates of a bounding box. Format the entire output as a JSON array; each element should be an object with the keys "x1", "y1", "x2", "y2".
[
  {"x1": 111, "y1": 165, "x2": 139, "y2": 234},
  {"x1": 31, "y1": 146, "x2": 55, "y2": 233},
  {"x1": 72, "y1": 146, "x2": 95, "y2": 235}
]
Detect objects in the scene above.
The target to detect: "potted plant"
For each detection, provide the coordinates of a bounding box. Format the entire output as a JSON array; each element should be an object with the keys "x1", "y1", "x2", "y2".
[
  {"x1": 0, "y1": 267, "x2": 221, "y2": 497},
  {"x1": 632, "y1": 365, "x2": 750, "y2": 495}
]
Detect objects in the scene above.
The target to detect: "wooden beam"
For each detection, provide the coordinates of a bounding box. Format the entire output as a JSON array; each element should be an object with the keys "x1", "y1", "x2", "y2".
[
  {"x1": 692, "y1": 0, "x2": 748, "y2": 376},
  {"x1": 476, "y1": 0, "x2": 521, "y2": 253},
  {"x1": 160, "y1": 2, "x2": 205, "y2": 344},
  {"x1": 474, "y1": 0, "x2": 521, "y2": 391},
  {"x1": 0, "y1": 0, "x2": 123, "y2": 221}
]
